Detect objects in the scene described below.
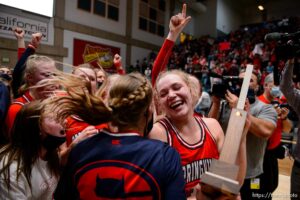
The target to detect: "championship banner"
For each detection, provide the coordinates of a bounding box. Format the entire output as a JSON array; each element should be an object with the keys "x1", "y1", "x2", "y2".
[{"x1": 73, "y1": 39, "x2": 120, "y2": 73}]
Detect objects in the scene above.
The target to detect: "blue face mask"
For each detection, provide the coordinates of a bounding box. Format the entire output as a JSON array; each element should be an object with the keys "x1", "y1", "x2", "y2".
[{"x1": 270, "y1": 86, "x2": 281, "y2": 98}]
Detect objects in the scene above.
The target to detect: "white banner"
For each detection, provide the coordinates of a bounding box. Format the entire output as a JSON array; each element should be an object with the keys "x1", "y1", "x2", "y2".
[{"x1": 0, "y1": 12, "x2": 49, "y2": 41}]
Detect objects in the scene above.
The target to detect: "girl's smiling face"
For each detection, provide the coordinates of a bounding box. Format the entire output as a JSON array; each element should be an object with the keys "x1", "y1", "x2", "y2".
[{"x1": 156, "y1": 73, "x2": 193, "y2": 119}]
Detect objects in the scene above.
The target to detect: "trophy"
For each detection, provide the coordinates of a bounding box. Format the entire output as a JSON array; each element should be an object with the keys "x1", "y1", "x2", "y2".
[{"x1": 201, "y1": 64, "x2": 253, "y2": 198}]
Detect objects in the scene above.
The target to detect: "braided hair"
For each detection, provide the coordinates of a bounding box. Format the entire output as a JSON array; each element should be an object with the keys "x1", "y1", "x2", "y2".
[
  {"x1": 109, "y1": 73, "x2": 152, "y2": 127},
  {"x1": 49, "y1": 72, "x2": 152, "y2": 129}
]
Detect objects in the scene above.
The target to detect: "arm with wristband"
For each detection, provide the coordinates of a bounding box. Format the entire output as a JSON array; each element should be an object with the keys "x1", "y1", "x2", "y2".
[{"x1": 12, "y1": 33, "x2": 42, "y2": 98}]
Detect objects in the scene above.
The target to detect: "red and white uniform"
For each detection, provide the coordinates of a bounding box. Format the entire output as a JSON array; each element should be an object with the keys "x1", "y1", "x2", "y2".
[
  {"x1": 158, "y1": 115, "x2": 219, "y2": 196},
  {"x1": 5, "y1": 91, "x2": 34, "y2": 135},
  {"x1": 65, "y1": 115, "x2": 108, "y2": 146}
]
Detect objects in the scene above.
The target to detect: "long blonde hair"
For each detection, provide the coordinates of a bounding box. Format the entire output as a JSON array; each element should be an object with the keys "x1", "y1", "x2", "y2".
[
  {"x1": 155, "y1": 70, "x2": 191, "y2": 90},
  {"x1": 50, "y1": 72, "x2": 153, "y2": 128},
  {"x1": 19, "y1": 55, "x2": 55, "y2": 95},
  {"x1": 0, "y1": 101, "x2": 60, "y2": 191}
]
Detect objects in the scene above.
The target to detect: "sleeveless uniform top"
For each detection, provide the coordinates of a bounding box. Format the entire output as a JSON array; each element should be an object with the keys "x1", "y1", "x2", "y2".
[
  {"x1": 158, "y1": 115, "x2": 219, "y2": 196},
  {"x1": 65, "y1": 115, "x2": 108, "y2": 146},
  {"x1": 5, "y1": 91, "x2": 34, "y2": 134}
]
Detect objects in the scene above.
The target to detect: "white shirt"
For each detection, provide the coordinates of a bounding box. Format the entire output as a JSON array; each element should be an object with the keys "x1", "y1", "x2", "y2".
[{"x1": 0, "y1": 157, "x2": 58, "y2": 200}]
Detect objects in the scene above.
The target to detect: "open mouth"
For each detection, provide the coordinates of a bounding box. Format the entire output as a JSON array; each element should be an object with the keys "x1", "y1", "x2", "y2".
[{"x1": 169, "y1": 100, "x2": 184, "y2": 110}]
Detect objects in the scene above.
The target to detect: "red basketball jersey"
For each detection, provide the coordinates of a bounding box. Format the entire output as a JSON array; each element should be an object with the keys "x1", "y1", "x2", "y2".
[
  {"x1": 158, "y1": 115, "x2": 219, "y2": 195},
  {"x1": 66, "y1": 115, "x2": 108, "y2": 146}
]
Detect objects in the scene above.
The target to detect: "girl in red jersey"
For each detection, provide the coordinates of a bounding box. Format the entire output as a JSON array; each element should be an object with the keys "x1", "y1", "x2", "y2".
[
  {"x1": 64, "y1": 64, "x2": 103, "y2": 147},
  {"x1": 149, "y1": 69, "x2": 249, "y2": 199},
  {"x1": 149, "y1": 4, "x2": 249, "y2": 199}
]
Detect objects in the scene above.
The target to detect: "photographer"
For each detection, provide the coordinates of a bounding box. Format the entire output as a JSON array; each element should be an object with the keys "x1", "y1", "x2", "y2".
[
  {"x1": 209, "y1": 70, "x2": 278, "y2": 199},
  {"x1": 258, "y1": 72, "x2": 292, "y2": 197},
  {"x1": 208, "y1": 74, "x2": 243, "y2": 131},
  {"x1": 280, "y1": 59, "x2": 300, "y2": 200}
]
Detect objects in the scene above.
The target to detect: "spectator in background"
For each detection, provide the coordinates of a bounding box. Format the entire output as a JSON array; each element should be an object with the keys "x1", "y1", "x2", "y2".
[
  {"x1": 258, "y1": 73, "x2": 292, "y2": 198},
  {"x1": 266, "y1": 61, "x2": 274, "y2": 74},
  {"x1": 141, "y1": 57, "x2": 148, "y2": 74},
  {"x1": 261, "y1": 45, "x2": 271, "y2": 69},
  {"x1": 95, "y1": 53, "x2": 122, "y2": 89},
  {"x1": 144, "y1": 66, "x2": 152, "y2": 80},
  {"x1": 185, "y1": 54, "x2": 193, "y2": 74},
  {"x1": 95, "y1": 67, "x2": 107, "y2": 88},
  {"x1": 149, "y1": 50, "x2": 156, "y2": 61},
  {"x1": 134, "y1": 59, "x2": 140, "y2": 72},
  {"x1": 113, "y1": 54, "x2": 125, "y2": 75},
  {"x1": 0, "y1": 67, "x2": 12, "y2": 78}
]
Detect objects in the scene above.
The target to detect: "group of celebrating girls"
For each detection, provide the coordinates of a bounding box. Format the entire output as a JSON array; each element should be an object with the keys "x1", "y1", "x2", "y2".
[{"x1": 0, "y1": 4, "x2": 250, "y2": 200}]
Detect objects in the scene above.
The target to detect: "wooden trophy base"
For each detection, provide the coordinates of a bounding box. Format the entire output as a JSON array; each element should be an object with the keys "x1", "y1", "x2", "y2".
[{"x1": 201, "y1": 159, "x2": 240, "y2": 198}]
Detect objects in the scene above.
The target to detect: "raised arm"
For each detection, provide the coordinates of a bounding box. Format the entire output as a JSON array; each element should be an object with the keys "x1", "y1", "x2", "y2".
[
  {"x1": 12, "y1": 33, "x2": 42, "y2": 98},
  {"x1": 113, "y1": 54, "x2": 125, "y2": 75},
  {"x1": 152, "y1": 4, "x2": 191, "y2": 86},
  {"x1": 280, "y1": 59, "x2": 300, "y2": 116},
  {"x1": 13, "y1": 27, "x2": 25, "y2": 59}
]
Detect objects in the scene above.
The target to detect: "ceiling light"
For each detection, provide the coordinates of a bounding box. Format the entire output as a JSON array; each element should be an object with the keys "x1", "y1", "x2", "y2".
[{"x1": 258, "y1": 5, "x2": 264, "y2": 11}]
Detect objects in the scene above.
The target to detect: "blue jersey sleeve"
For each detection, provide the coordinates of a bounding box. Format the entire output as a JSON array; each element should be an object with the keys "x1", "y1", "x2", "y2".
[
  {"x1": 53, "y1": 150, "x2": 80, "y2": 200},
  {"x1": 12, "y1": 47, "x2": 35, "y2": 98},
  {"x1": 162, "y1": 145, "x2": 186, "y2": 200}
]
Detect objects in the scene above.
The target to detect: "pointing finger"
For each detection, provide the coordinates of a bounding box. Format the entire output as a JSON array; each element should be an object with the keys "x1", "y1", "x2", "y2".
[{"x1": 182, "y1": 3, "x2": 186, "y2": 18}]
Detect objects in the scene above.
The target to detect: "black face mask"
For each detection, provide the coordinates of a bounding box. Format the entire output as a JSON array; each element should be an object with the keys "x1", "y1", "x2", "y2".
[
  {"x1": 42, "y1": 134, "x2": 66, "y2": 151},
  {"x1": 97, "y1": 81, "x2": 103, "y2": 89},
  {"x1": 0, "y1": 73, "x2": 12, "y2": 81},
  {"x1": 144, "y1": 112, "x2": 154, "y2": 138}
]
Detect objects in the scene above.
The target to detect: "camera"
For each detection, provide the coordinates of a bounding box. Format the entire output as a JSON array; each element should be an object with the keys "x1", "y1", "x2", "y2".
[
  {"x1": 265, "y1": 31, "x2": 300, "y2": 85},
  {"x1": 279, "y1": 103, "x2": 291, "y2": 109},
  {"x1": 271, "y1": 100, "x2": 291, "y2": 110},
  {"x1": 210, "y1": 74, "x2": 256, "y2": 104},
  {"x1": 211, "y1": 75, "x2": 242, "y2": 98}
]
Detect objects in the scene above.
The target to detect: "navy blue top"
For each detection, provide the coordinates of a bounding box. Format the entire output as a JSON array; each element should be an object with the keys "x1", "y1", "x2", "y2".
[
  {"x1": 54, "y1": 130, "x2": 186, "y2": 200},
  {"x1": 12, "y1": 47, "x2": 35, "y2": 98}
]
